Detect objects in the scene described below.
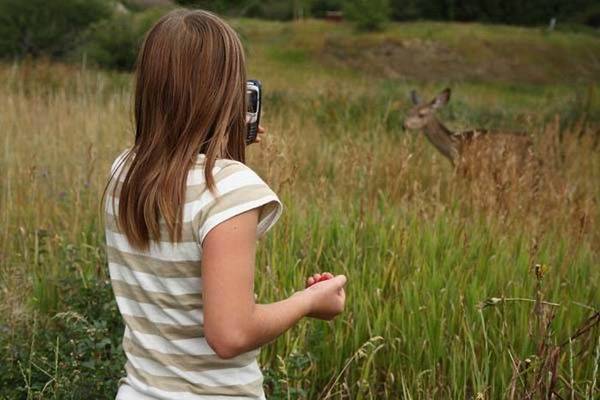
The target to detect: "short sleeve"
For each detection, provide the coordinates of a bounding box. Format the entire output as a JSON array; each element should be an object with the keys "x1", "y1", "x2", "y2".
[
  {"x1": 193, "y1": 161, "x2": 283, "y2": 245},
  {"x1": 109, "y1": 149, "x2": 131, "y2": 177}
]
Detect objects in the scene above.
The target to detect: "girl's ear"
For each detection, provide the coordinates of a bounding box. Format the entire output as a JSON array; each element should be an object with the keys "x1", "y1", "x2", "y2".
[{"x1": 431, "y1": 88, "x2": 451, "y2": 109}]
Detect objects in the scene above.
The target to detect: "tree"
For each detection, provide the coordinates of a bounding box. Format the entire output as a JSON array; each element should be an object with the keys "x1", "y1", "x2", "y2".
[
  {"x1": 344, "y1": 0, "x2": 391, "y2": 31},
  {"x1": 310, "y1": 0, "x2": 344, "y2": 18},
  {"x1": 0, "y1": 0, "x2": 111, "y2": 59},
  {"x1": 80, "y1": 7, "x2": 168, "y2": 70},
  {"x1": 389, "y1": 0, "x2": 420, "y2": 21}
]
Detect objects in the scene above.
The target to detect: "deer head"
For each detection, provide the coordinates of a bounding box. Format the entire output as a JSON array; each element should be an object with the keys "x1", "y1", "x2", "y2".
[
  {"x1": 402, "y1": 88, "x2": 459, "y2": 164},
  {"x1": 403, "y1": 88, "x2": 451, "y2": 130}
]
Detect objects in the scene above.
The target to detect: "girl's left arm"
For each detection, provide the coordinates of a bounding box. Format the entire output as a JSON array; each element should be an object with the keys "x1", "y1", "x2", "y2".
[{"x1": 201, "y1": 208, "x2": 312, "y2": 359}]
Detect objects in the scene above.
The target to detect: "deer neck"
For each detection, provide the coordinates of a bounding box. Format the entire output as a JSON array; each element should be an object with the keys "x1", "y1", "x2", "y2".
[{"x1": 423, "y1": 118, "x2": 460, "y2": 163}]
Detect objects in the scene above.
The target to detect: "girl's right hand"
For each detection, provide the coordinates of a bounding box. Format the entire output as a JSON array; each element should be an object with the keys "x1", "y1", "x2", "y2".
[{"x1": 302, "y1": 274, "x2": 347, "y2": 320}]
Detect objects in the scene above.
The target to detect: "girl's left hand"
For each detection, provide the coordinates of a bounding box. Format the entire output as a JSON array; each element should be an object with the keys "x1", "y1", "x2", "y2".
[
  {"x1": 250, "y1": 125, "x2": 266, "y2": 144},
  {"x1": 305, "y1": 272, "x2": 334, "y2": 288}
]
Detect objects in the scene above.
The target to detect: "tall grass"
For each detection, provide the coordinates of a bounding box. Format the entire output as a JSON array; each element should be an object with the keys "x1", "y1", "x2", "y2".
[{"x1": 1, "y1": 21, "x2": 599, "y2": 399}]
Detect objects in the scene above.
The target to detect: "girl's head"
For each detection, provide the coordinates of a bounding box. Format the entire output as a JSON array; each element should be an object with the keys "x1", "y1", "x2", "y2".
[{"x1": 114, "y1": 9, "x2": 247, "y2": 249}]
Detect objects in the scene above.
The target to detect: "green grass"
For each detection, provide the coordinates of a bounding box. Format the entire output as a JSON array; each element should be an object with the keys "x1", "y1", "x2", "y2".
[
  {"x1": 257, "y1": 205, "x2": 598, "y2": 398},
  {"x1": 1, "y1": 19, "x2": 599, "y2": 399}
]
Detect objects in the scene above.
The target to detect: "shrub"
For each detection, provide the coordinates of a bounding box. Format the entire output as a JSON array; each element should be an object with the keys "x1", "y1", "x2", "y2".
[
  {"x1": 310, "y1": 0, "x2": 344, "y2": 18},
  {"x1": 81, "y1": 14, "x2": 140, "y2": 71},
  {"x1": 242, "y1": 0, "x2": 295, "y2": 21},
  {"x1": 344, "y1": 0, "x2": 391, "y2": 32},
  {"x1": 569, "y1": 3, "x2": 600, "y2": 28},
  {"x1": 80, "y1": 7, "x2": 169, "y2": 70},
  {"x1": 0, "y1": 0, "x2": 111, "y2": 59},
  {"x1": 0, "y1": 278, "x2": 125, "y2": 398}
]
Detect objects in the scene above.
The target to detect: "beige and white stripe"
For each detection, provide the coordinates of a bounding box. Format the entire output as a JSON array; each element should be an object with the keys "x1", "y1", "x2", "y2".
[{"x1": 106, "y1": 150, "x2": 282, "y2": 399}]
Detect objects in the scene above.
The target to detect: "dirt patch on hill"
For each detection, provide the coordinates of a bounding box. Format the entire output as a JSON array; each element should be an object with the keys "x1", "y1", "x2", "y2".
[
  {"x1": 320, "y1": 36, "x2": 600, "y2": 85},
  {"x1": 323, "y1": 38, "x2": 457, "y2": 80}
]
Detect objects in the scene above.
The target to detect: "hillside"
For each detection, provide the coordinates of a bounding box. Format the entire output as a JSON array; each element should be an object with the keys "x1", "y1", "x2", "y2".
[{"x1": 236, "y1": 19, "x2": 600, "y2": 85}]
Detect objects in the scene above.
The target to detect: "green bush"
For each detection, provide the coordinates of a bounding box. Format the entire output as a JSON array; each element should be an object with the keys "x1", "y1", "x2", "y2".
[
  {"x1": 177, "y1": 0, "x2": 308, "y2": 21},
  {"x1": 245, "y1": 1, "x2": 293, "y2": 20},
  {"x1": 0, "y1": 0, "x2": 111, "y2": 59},
  {"x1": 80, "y1": 8, "x2": 169, "y2": 70},
  {"x1": 0, "y1": 278, "x2": 125, "y2": 398},
  {"x1": 569, "y1": 3, "x2": 600, "y2": 28},
  {"x1": 344, "y1": 0, "x2": 391, "y2": 31},
  {"x1": 310, "y1": 0, "x2": 344, "y2": 17},
  {"x1": 81, "y1": 14, "x2": 140, "y2": 71}
]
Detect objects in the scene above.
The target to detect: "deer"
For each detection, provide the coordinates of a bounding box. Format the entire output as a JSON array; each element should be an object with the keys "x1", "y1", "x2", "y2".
[{"x1": 403, "y1": 88, "x2": 538, "y2": 180}]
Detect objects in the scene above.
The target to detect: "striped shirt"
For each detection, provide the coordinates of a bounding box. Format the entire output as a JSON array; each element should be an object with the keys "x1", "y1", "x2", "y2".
[{"x1": 105, "y1": 150, "x2": 282, "y2": 400}]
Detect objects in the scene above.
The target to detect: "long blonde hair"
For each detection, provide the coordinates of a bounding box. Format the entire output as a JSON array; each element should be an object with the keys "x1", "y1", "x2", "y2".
[{"x1": 109, "y1": 9, "x2": 247, "y2": 250}]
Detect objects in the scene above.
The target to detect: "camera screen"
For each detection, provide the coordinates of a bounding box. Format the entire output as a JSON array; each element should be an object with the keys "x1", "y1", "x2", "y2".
[{"x1": 247, "y1": 89, "x2": 258, "y2": 113}]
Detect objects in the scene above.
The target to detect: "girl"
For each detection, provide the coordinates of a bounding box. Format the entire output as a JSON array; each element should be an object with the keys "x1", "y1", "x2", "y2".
[{"x1": 104, "y1": 9, "x2": 347, "y2": 400}]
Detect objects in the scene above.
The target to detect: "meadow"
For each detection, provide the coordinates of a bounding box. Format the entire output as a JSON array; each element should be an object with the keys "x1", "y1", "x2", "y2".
[{"x1": 1, "y1": 19, "x2": 599, "y2": 399}]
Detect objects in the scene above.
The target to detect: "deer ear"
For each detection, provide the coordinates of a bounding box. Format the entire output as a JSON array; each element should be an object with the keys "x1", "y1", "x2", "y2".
[
  {"x1": 431, "y1": 88, "x2": 451, "y2": 109},
  {"x1": 410, "y1": 90, "x2": 420, "y2": 105}
]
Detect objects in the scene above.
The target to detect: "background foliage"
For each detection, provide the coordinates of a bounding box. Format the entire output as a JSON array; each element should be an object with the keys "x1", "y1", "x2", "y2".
[
  {"x1": 0, "y1": 0, "x2": 111, "y2": 59},
  {"x1": 343, "y1": 0, "x2": 391, "y2": 31},
  {"x1": 0, "y1": 0, "x2": 598, "y2": 68}
]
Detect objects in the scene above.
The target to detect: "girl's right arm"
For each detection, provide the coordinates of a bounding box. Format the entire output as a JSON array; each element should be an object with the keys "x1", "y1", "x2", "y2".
[{"x1": 201, "y1": 208, "x2": 347, "y2": 359}]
